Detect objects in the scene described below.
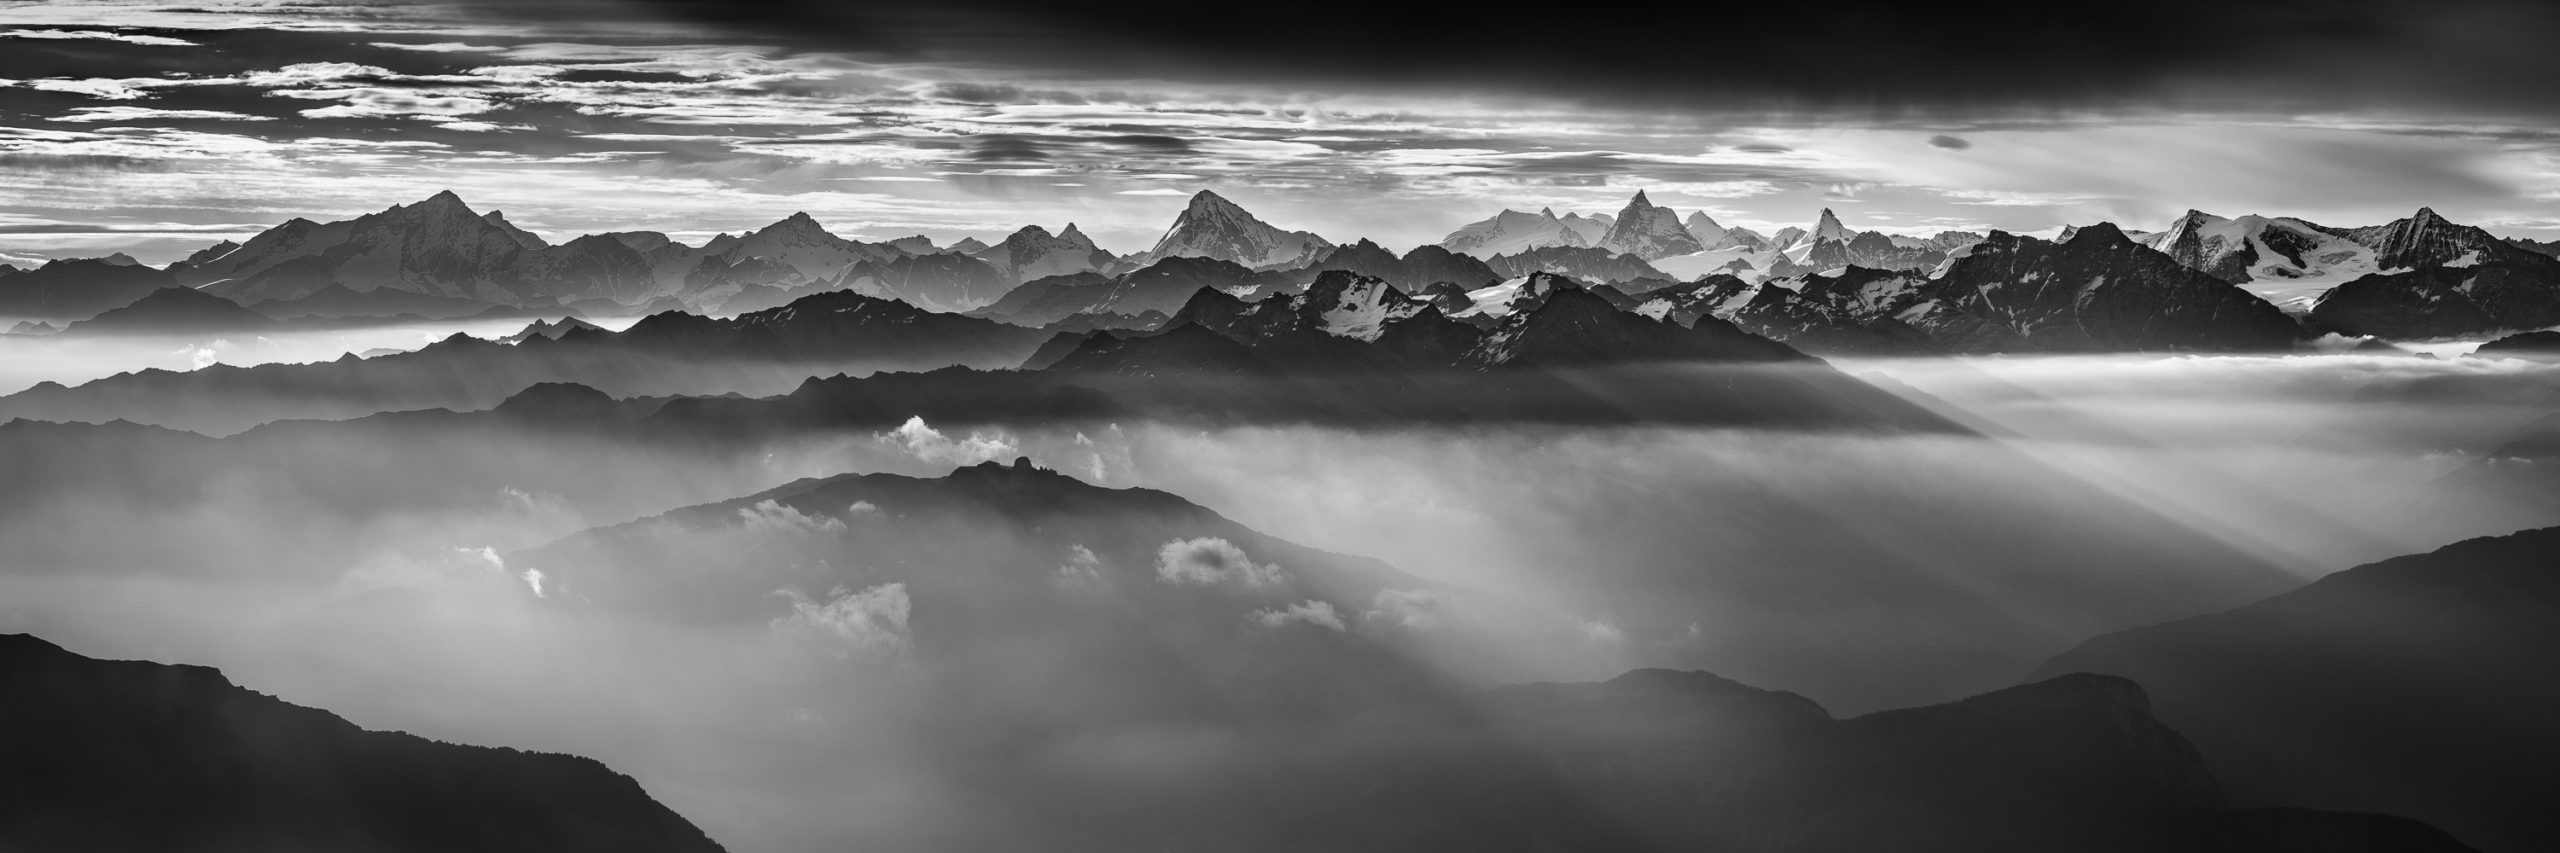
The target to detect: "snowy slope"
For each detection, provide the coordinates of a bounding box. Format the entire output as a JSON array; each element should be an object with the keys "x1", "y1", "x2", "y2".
[
  {"x1": 1439, "y1": 208, "x2": 1593, "y2": 257},
  {"x1": 2140, "y1": 210, "x2": 2381, "y2": 310}
]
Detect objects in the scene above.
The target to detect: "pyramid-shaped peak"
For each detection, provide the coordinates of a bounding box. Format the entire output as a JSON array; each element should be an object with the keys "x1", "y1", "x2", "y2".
[
  {"x1": 1811, "y1": 208, "x2": 1853, "y2": 242},
  {"x1": 406, "y1": 189, "x2": 476, "y2": 215},
  {"x1": 1059, "y1": 222, "x2": 1089, "y2": 242},
  {"x1": 764, "y1": 211, "x2": 837, "y2": 236},
  {"x1": 2411, "y1": 206, "x2": 2446, "y2": 223},
  {"x1": 1628, "y1": 190, "x2": 1653, "y2": 206},
  {"x1": 1186, "y1": 189, "x2": 1247, "y2": 213},
  {"x1": 2068, "y1": 221, "x2": 2132, "y2": 246},
  {"x1": 1538, "y1": 207, "x2": 1558, "y2": 218}
]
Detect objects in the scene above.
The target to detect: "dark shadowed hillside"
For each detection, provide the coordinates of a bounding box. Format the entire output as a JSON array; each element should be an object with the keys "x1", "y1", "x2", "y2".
[
  {"x1": 2036, "y1": 527, "x2": 2560, "y2": 853},
  {"x1": 0, "y1": 633, "x2": 724, "y2": 853}
]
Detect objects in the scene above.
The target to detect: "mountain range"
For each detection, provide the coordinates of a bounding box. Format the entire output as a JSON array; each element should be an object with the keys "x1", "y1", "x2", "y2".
[
  {"x1": 1613, "y1": 224, "x2": 2308, "y2": 356},
  {"x1": 1443, "y1": 195, "x2": 1986, "y2": 284},
  {"x1": 8, "y1": 188, "x2": 2557, "y2": 347}
]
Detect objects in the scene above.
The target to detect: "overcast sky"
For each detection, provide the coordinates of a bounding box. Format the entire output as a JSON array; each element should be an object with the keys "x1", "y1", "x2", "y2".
[{"x1": 6, "y1": 0, "x2": 2560, "y2": 263}]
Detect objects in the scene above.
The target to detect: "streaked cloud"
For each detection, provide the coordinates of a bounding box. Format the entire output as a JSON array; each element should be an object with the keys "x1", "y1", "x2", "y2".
[{"x1": 0, "y1": 0, "x2": 2556, "y2": 263}]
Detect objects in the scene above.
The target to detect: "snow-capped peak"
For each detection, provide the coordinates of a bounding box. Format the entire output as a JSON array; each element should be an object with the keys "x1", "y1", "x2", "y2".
[
  {"x1": 1684, "y1": 212, "x2": 1727, "y2": 245},
  {"x1": 1305, "y1": 272, "x2": 1425, "y2": 341},
  {"x1": 1810, "y1": 208, "x2": 1853, "y2": 243},
  {"x1": 1439, "y1": 207, "x2": 1591, "y2": 257},
  {"x1": 1599, "y1": 191, "x2": 1705, "y2": 260}
]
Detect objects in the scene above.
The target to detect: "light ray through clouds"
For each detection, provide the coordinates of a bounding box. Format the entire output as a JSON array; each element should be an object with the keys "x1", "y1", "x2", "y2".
[{"x1": 3, "y1": 1, "x2": 2560, "y2": 263}]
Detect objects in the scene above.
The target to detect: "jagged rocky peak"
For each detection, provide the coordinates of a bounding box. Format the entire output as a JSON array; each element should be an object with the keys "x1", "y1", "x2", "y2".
[
  {"x1": 1810, "y1": 208, "x2": 1853, "y2": 243},
  {"x1": 2063, "y1": 221, "x2": 2132, "y2": 246},
  {"x1": 883, "y1": 234, "x2": 939, "y2": 254},
  {"x1": 765, "y1": 211, "x2": 833, "y2": 237},
  {"x1": 1001, "y1": 222, "x2": 1098, "y2": 251},
  {"x1": 2351, "y1": 205, "x2": 2507, "y2": 269},
  {"x1": 1128, "y1": 188, "x2": 1330, "y2": 270},
  {"x1": 976, "y1": 221, "x2": 1114, "y2": 284},
  {"x1": 1599, "y1": 190, "x2": 1706, "y2": 260},
  {"x1": 414, "y1": 188, "x2": 471, "y2": 211}
]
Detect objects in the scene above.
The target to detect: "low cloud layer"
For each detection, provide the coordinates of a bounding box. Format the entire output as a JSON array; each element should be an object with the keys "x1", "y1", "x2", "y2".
[{"x1": 1154, "y1": 537, "x2": 1287, "y2": 589}]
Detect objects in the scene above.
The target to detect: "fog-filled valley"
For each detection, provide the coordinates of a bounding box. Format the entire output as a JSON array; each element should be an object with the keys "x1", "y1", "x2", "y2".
[{"x1": 6, "y1": 311, "x2": 2556, "y2": 849}]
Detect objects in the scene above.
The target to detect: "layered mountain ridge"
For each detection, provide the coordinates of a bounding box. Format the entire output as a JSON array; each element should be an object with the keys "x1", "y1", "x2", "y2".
[{"x1": 15, "y1": 188, "x2": 2556, "y2": 344}]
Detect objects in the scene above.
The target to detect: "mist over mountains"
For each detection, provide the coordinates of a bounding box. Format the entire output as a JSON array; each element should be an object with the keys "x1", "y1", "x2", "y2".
[{"x1": 2, "y1": 180, "x2": 2556, "y2": 853}]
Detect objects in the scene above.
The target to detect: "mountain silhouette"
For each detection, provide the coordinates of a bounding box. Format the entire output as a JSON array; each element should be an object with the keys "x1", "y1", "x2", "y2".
[{"x1": 0, "y1": 633, "x2": 723, "y2": 853}]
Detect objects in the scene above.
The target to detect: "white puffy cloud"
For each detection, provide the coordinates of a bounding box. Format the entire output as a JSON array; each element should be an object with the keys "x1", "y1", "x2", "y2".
[
  {"x1": 1363, "y1": 588, "x2": 1440, "y2": 631},
  {"x1": 737, "y1": 499, "x2": 847, "y2": 534},
  {"x1": 879, "y1": 416, "x2": 1019, "y2": 466},
  {"x1": 774, "y1": 583, "x2": 912, "y2": 657},
  {"x1": 1154, "y1": 537, "x2": 1287, "y2": 589},
  {"x1": 1250, "y1": 599, "x2": 1345, "y2": 631},
  {"x1": 1057, "y1": 544, "x2": 1104, "y2": 582}
]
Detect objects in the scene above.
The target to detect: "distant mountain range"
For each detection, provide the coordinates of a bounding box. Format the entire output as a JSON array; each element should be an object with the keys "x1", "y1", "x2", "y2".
[
  {"x1": 7, "y1": 188, "x2": 2556, "y2": 343},
  {"x1": 0, "y1": 633, "x2": 722, "y2": 853},
  {"x1": 1442, "y1": 194, "x2": 1987, "y2": 284},
  {"x1": 1610, "y1": 224, "x2": 2306, "y2": 356}
]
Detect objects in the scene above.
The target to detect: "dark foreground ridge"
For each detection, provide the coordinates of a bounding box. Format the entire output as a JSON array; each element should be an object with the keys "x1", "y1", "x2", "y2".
[
  {"x1": 2037, "y1": 526, "x2": 2560, "y2": 853},
  {"x1": 0, "y1": 634, "x2": 725, "y2": 853}
]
